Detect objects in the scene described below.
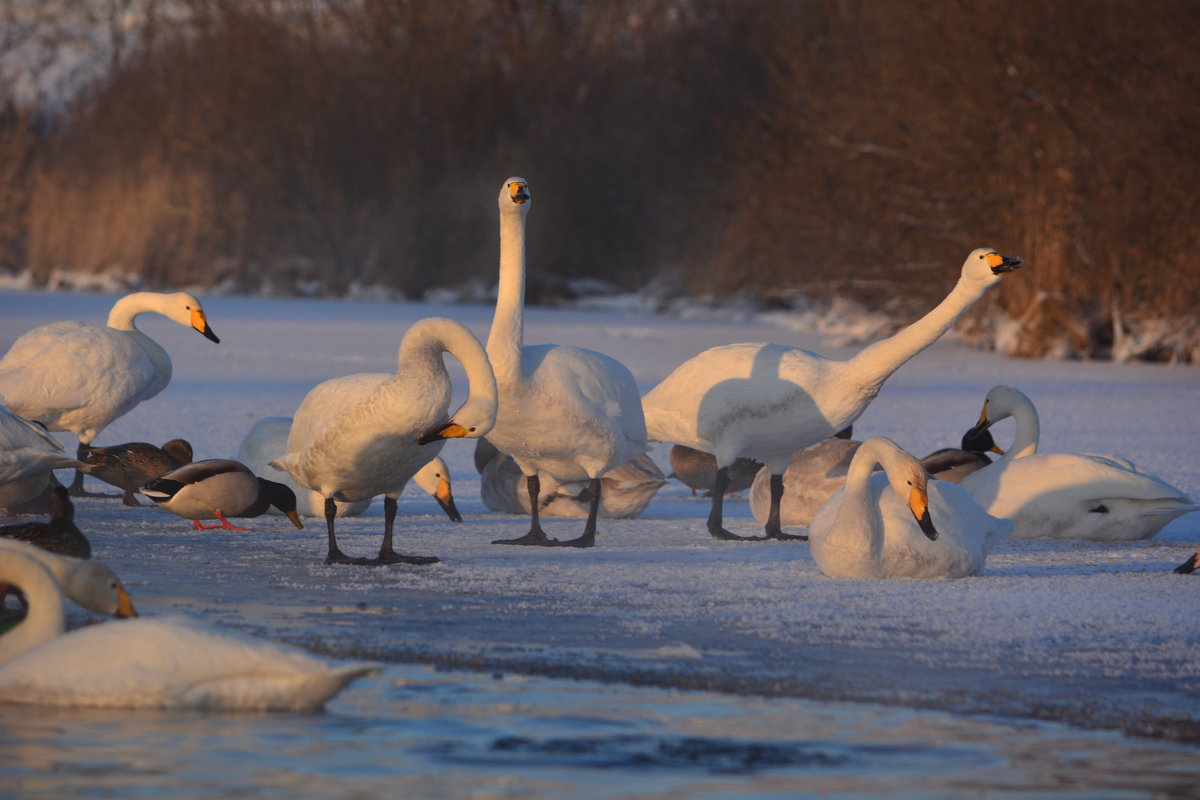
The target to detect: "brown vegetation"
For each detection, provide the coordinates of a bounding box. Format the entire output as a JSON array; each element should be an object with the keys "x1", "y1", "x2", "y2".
[{"x1": 1, "y1": 0, "x2": 1198, "y2": 360}]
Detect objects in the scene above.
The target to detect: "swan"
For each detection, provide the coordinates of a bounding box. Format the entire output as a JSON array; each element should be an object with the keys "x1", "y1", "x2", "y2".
[
  {"x1": 0, "y1": 292, "x2": 219, "y2": 495},
  {"x1": 642, "y1": 248, "x2": 1023, "y2": 541},
  {"x1": 749, "y1": 428, "x2": 860, "y2": 529},
  {"x1": 0, "y1": 548, "x2": 377, "y2": 711},
  {"x1": 142, "y1": 459, "x2": 303, "y2": 531},
  {"x1": 0, "y1": 538, "x2": 136, "y2": 618},
  {"x1": 0, "y1": 403, "x2": 84, "y2": 513},
  {"x1": 808, "y1": 437, "x2": 1011, "y2": 579},
  {"x1": 475, "y1": 438, "x2": 666, "y2": 519},
  {"x1": 0, "y1": 486, "x2": 89, "y2": 558},
  {"x1": 958, "y1": 385, "x2": 1198, "y2": 540},
  {"x1": 484, "y1": 177, "x2": 648, "y2": 548},
  {"x1": 238, "y1": 417, "x2": 461, "y2": 521},
  {"x1": 270, "y1": 316, "x2": 497, "y2": 565},
  {"x1": 668, "y1": 445, "x2": 761, "y2": 497},
  {"x1": 81, "y1": 438, "x2": 193, "y2": 506}
]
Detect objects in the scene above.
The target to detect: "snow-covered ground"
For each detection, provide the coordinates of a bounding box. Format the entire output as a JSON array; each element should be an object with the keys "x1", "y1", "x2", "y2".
[{"x1": 1, "y1": 289, "x2": 1198, "y2": 744}]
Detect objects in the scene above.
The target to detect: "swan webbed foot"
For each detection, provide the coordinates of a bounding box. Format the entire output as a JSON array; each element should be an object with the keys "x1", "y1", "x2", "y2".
[
  {"x1": 492, "y1": 529, "x2": 557, "y2": 546},
  {"x1": 764, "y1": 528, "x2": 808, "y2": 541},
  {"x1": 1173, "y1": 552, "x2": 1198, "y2": 575},
  {"x1": 548, "y1": 530, "x2": 595, "y2": 548},
  {"x1": 707, "y1": 524, "x2": 766, "y2": 542},
  {"x1": 324, "y1": 548, "x2": 380, "y2": 566},
  {"x1": 377, "y1": 547, "x2": 439, "y2": 566}
]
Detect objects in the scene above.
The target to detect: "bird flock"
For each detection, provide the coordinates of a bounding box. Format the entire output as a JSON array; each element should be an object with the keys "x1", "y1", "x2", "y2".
[{"x1": 0, "y1": 176, "x2": 1196, "y2": 711}]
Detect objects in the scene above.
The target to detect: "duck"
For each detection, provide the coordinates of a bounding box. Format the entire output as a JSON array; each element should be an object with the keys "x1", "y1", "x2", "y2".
[
  {"x1": 748, "y1": 427, "x2": 859, "y2": 529},
  {"x1": 641, "y1": 248, "x2": 1023, "y2": 541},
  {"x1": 269, "y1": 316, "x2": 497, "y2": 566},
  {"x1": 0, "y1": 547, "x2": 377, "y2": 711},
  {"x1": 918, "y1": 425, "x2": 1000, "y2": 484},
  {"x1": 668, "y1": 445, "x2": 761, "y2": 497},
  {"x1": 237, "y1": 417, "x2": 461, "y2": 521},
  {"x1": 483, "y1": 178, "x2": 648, "y2": 548},
  {"x1": 808, "y1": 437, "x2": 1011, "y2": 579},
  {"x1": 475, "y1": 438, "x2": 666, "y2": 519},
  {"x1": 0, "y1": 486, "x2": 89, "y2": 558},
  {"x1": 0, "y1": 537, "x2": 136, "y2": 618},
  {"x1": 81, "y1": 439, "x2": 194, "y2": 506},
  {"x1": 958, "y1": 385, "x2": 1198, "y2": 540},
  {"x1": 0, "y1": 292, "x2": 219, "y2": 496},
  {"x1": 0, "y1": 404, "x2": 84, "y2": 513},
  {"x1": 141, "y1": 459, "x2": 303, "y2": 531}
]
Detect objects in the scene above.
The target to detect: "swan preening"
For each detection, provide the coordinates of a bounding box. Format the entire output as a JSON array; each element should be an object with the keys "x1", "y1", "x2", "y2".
[
  {"x1": 270, "y1": 316, "x2": 496, "y2": 565},
  {"x1": 142, "y1": 459, "x2": 303, "y2": 531},
  {"x1": 482, "y1": 177, "x2": 648, "y2": 548},
  {"x1": 642, "y1": 248, "x2": 1022, "y2": 541},
  {"x1": 808, "y1": 438, "x2": 1011, "y2": 579},
  {"x1": 0, "y1": 292, "x2": 219, "y2": 494},
  {"x1": 958, "y1": 386, "x2": 1198, "y2": 540},
  {"x1": 0, "y1": 546, "x2": 376, "y2": 711}
]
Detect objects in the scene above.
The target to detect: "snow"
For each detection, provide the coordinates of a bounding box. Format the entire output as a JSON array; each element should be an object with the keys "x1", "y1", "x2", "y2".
[{"x1": 1, "y1": 288, "x2": 1198, "y2": 743}]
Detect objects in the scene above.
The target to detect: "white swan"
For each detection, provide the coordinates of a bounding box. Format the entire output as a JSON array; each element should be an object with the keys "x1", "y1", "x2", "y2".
[
  {"x1": 0, "y1": 292, "x2": 219, "y2": 494},
  {"x1": 474, "y1": 438, "x2": 665, "y2": 519},
  {"x1": 642, "y1": 248, "x2": 1022, "y2": 540},
  {"x1": 808, "y1": 437, "x2": 1010, "y2": 579},
  {"x1": 749, "y1": 429, "x2": 861, "y2": 528},
  {"x1": 0, "y1": 538, "x2": 136, "y2": 618},
  {"x1": 270, "y1": 316, "x2": 496, "y2": 565},
  {"x1": 238, "y1": 417, "x2": 461, "y2": 521},
  {"x1": 0, "y1": 403, "x2": 83, "y2": 511},
  {"x1": 959, "y1": 385, "x2": 1198, "y2": 540},
  {"x1": 0, "y1": 548, "x2": 377, "y2": 710},
  {"x1": 484, "y1": 177, "x2": 648, "y2": 548}
]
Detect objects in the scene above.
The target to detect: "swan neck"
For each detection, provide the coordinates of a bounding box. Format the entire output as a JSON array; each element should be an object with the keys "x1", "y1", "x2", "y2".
[
  {"x1": 106, "y1": 292, "x2": 161, "y2": 331},
  {"x1": 1003, "y1": 401, "x2": 1040, "y2": 460},
  {"x1": 0, "y1": 552, "x2": 65, "y2": 664},
  {"x1": 838, "y1": 444, "x2": 887, "y2": 564},
  {"x1": 487, "y1": 212, "x2": 527, "y2": 379},
  {"x1": 845, "y1": 277, "x2": 994, "y2": 390}
]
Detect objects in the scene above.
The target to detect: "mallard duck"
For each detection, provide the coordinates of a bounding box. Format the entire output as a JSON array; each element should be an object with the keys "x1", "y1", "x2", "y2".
[
  {"x1": 0, "y1": 487, "x2": 89, "y2": 558},
  {"x1": 142, "y1": 459, "x2": 302, "y2": 531},
  {"x1": 668, "y1": 445, "x2": 761, "y2": 498},
  {"x1": 81, "y1": 439, "x2": 194, "y2": 506}
]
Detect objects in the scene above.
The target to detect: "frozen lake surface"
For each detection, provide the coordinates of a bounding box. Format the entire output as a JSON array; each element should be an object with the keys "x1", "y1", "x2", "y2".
[{"x1": 1, "y1": 289, "x2": 1198, "y2": 795}]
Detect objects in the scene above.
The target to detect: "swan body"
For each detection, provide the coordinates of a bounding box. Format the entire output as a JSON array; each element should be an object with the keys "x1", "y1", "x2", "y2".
[
  {"x1": 484, "y1": 178, "x2": 648, "y2": 547},
  {"x1": 809, "y1": 438, "x2": 1010, "y2": 579},
  {"x1": 959, "y1": 386, "x2": 1197, "y2": 540},
  {"x1": 0, "y1": 486, "x2": 89, "y2": 558},
  {"x1": 270, "y1": 316, "x2": 497, "y2": 565},
  {"x1": 749, "y1": 435, "x2": 861, "y2": 528},
  {"x1": 669, "y1": 445, "x2": 761, "y2": 497},
  {"x1": 81, "y1": 439, "x2": 193, "y2": 506},
  {"x1": 239, "y1": 417, "x2": 460, "y2": 521},
  {"x1": 142, "y1": 459, "x2": 302, "y2": 531},
  {"x1": 475, "y1": 438, "x2": 665, "y2": 519},
  {"x1": 0, "y1": 404, "x2": 83, "y2": 510},
  {"x1": 0, "y1": 548, "x2": 375, "y2": 711},
  {"x1": 642, "y1": 248, "x2": 1022, "y2": 540}
]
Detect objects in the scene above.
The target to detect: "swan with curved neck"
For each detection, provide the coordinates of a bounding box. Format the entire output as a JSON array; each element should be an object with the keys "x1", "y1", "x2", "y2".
[
  {"x1": 271, "y1": 316, "x2": 496, "y2": 565},
  {"x1": 484, "y1": 177, "x2": 648, "y2": 548},
  {"x1": 0, "y1": 548, "x2": 376, "y2": 710},
  {"x1": 959, "y1": 385, "x2": 1197, "y2": 540},
  {"x1": 808, "y1": 437, "x2": 1009, "y2": 579},
  {"x1": 0, "y1": 291, "x2": 219, "y2": 495},
  {"x1": 0, "y1": 537, "x2": 136, "y2": 619},
  {"x1": 641, "y1": 248, "x2": 1022, "y2": 541}
]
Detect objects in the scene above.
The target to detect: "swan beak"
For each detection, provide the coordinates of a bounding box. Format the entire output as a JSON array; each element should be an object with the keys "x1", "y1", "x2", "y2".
[
  {"x1": 986, "y1": 252, "x2": 1023, "y2": 275},
  {"x1": 433, "y1": 478, "x2": 463, "y2": 523},
  {"x1": 509, "y1": 181, "x2": 530, "y2": 205},
  {"x1": 191, "y1": 309, "x2": 221, "y2": 343},
  {"x1": 909, "y1": 485, "x2": 938, "y2": 540},
  {"x1": 116, "y1": 586, "x2": 138, "y2": 618},
  {"x1": 285, "y1": 510, "x2": 304, "y2": 530},
  {"x1": 418, "y1": 421, "x2": 471, "y2": 445}
]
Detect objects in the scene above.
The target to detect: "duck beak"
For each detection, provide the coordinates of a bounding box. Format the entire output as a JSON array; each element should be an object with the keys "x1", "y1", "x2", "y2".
[
  {"x1": 191, "y1": 309, "x2": 220, "y2": 343},
  {"x1": 909, "y1": 485, "x2": 937, "y2": 540},
  {"x1": 285, "y1": 510, "x2": 304, "y2": 530},
  {"x1": 418, "y1": 421, "x2": 470, "y2": 445},
  {"x1": 116, "y1": 586, "x2": 138, "y2": 618},
  {"x1": 433, "y1": 478, "x2": 462, "y2": 522},
  {"x1": 961, "y1": 422, "x2": 1002, "y2": 455},
  {"x1": 986, "y1": 252, "x2": 1023, "y2": 275}
]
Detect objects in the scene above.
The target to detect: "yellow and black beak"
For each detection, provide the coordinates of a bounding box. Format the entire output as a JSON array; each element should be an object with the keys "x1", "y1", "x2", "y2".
[
  {"x1": 418, "y1": 420, "x2": 472, "y2": 445},
  {"x1": 116, "y1": 585, "x2": 138, "y2": 618},
  {"x1": 909, "y1": 484, "x2": 937, "y2": 540},
  {"x1": 433, "y1": 478, "x2": 462, "y2": 523},
  {"x1": 191, "y1": 309, "x2": 220, "y2": 343},
  {"x1": 986, "y1": 252, "x2": 1023, "y2": 275},
  {"x1": 509, "y1": 181, "x2": 530, "y2": 205}
]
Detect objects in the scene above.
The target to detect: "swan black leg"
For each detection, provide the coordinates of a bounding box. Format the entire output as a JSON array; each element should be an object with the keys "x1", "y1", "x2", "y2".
[
  {"x1": 493, "y1": 474, "x2": 557, "y2": 545},
  {"x1": 707, "y1": 467, "x2": 764, "y2": 541},
  {"x1": 765, "y1": 473, "x2": 807, "y2": 541},
  {"x1": 553, "y1": 477, "x2": 599, "y2": 548},
  {"x1": 378, "y1": 495, "x2": 439, "y2": 565}
]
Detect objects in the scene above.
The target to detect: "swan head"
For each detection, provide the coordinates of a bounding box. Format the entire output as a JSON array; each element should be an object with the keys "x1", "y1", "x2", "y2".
[
  {"x1": 873, "y1": 438, "x2": 939, "y2": 541},
  {"x1": 418, "y1": 395, "x2": 497, "y2": 446},
  {"x1": 164, "y1": 292, "x2": 221, "y2": 343},
  {"x1": 963, "y1": 384, "x2": 1032, "y2": 446},
  {"x1": 499, "y1": 177, "x2": 531, "y2": 213},
  {"x1": 962, "y1": 248, "x2": 1023, "y2": 283},
  {"x1": 413, "y1": 457, "x2": 462, "y2": 522},
  {"x1": 63, "y1": 560, "x2": 139, "y2": 618}
]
